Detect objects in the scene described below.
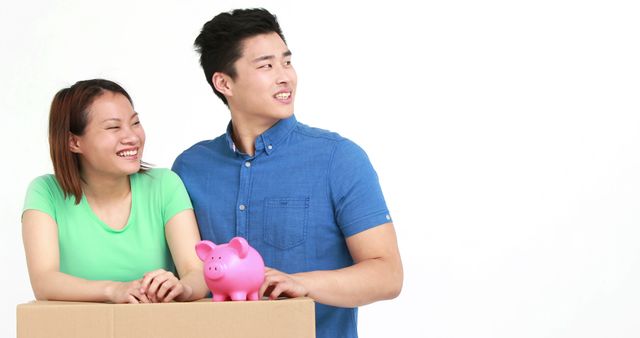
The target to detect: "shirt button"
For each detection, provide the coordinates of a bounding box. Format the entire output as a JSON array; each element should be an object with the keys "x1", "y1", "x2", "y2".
[
  {"x1": 267, "y1": 145, "x2": 273, "y2": 150},
  {"x1": 239, "y1": 204, "x2": 246, "y2": 211},
  {"x1": 244, "y1": 162, "x2": 251, "y2": 168}
]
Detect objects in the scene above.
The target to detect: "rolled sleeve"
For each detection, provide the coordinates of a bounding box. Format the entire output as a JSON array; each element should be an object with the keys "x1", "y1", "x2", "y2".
[{"x1": 329, "y1": 139, "x2": 391, "y2": 237}]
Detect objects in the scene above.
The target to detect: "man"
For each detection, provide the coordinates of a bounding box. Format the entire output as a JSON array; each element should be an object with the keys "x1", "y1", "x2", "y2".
[{"x1": 172, "y1": 8, "x2": 402, "y2": 338}]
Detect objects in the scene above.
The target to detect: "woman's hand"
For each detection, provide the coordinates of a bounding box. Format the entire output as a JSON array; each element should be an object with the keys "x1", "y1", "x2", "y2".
[
  {"x1": 139, "y1": 269, "x2": 193, "y2": 303},
  {"x1": 107, "y1": 280, "x2": 151, "y2": 304}
]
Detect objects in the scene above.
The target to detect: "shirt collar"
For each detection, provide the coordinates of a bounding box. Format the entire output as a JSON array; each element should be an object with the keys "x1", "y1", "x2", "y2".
[
  {"x1": 224, "y1": 115, "x2": 297, "y2": 156},
  {"x1": 224, "y1": 122, "x2": 238, "y2": 154}
]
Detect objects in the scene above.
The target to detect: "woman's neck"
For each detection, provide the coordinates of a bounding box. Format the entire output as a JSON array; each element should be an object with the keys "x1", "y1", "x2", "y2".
[{"x1": 81, "y1": 170, "x2": 131, "y2": 204}]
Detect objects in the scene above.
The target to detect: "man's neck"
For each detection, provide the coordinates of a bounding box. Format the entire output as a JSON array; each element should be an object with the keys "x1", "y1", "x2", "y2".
[{"x1": 230, "y1": 112, "x2": 279, "y2": 156}]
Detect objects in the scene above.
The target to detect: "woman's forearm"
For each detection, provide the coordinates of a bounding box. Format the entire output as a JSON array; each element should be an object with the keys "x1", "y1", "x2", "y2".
[
  {"x1": 178, "y1": 269, "x2": 209, "y2": 301},
  {"x1": 30, "y1": 270, "x2": 117, "y2": 302}
]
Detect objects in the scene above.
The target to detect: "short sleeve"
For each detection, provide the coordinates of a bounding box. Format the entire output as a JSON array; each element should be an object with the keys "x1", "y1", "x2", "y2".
[
  {"x1": 23, "y1": 175, "x2": 58, "y2": 220},
  {"x1": 329, "y1": 139, "x2": 391, "y2": 237},
  {"x1": 159, "y1": 169, "x2": 193, "y2": 224},
  {"x1": 171, "y1": 156, "x2": 183, "y2": 177}
]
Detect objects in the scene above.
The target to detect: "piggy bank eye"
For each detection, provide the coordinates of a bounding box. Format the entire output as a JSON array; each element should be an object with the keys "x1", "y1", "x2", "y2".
[{"x1": 219, "y1": 256, "x2": 222, "y2": 259}]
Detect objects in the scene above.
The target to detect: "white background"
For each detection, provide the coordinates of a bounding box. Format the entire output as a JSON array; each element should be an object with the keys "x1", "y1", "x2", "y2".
[{"x1": 1, "y1": 0, "x2": 639, "y2": 337}]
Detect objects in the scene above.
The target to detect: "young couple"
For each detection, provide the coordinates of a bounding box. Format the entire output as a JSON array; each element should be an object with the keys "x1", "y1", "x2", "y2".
[{"x1": 22, "y1": 8, "x2": 402, "y2": 338}]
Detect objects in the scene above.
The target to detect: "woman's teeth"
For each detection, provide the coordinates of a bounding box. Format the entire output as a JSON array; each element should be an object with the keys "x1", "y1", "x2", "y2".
[
  {"x1": 117, "y1": 149, "x2": 138, "y2": 157},
  {"x1": 275, "y1": 92, "x2": 291, "y2": 100}
]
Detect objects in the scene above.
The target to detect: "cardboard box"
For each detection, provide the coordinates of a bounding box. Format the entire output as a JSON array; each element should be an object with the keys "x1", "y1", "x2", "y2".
[{"x1": 17, "y1": 297, "x2": 315, "y2": 338}]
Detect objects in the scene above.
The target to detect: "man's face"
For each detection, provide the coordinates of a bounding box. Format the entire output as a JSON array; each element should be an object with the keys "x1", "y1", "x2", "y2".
[{"x1": 225, "y1": 32, "x2": 297, "y2": 126}]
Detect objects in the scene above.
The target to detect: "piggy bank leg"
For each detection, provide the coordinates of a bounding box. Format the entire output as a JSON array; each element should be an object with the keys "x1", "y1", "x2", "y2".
[
  {"x1": 212, "y1": 293, "x2": 227, "y2": 302},
  {"x1": 248, "y1": 291, "x2": 260, "y2": 301},
  {"x1": 230, "y1": 291, "x2": 247, "y2": 301}
]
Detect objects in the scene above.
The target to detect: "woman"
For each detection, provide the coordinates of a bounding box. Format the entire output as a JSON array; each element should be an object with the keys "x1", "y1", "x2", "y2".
[{"x1": 22, "y1": 79, "x2": 208, "y2": 303}]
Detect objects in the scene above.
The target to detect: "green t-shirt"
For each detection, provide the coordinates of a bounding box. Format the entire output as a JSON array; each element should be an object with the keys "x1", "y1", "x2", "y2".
[{"x1": 23, "y1": 168, "x2": 193, "y2": 282}]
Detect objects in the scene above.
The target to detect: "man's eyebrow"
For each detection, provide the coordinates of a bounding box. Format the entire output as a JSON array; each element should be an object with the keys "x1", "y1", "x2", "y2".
[{"x1": 252, "y1": 50, "x2": 293, "y2": 63}]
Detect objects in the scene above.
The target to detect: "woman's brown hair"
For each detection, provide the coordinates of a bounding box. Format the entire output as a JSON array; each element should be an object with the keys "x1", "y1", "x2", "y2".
[{"x1": 49, "y1": 79, "x2": 146, "y2": 204}]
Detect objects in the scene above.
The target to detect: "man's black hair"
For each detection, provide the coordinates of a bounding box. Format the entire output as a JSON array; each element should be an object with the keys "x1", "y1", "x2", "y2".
[{"x1": 194, "y1": 8, "x2": 286, "y2": 105}]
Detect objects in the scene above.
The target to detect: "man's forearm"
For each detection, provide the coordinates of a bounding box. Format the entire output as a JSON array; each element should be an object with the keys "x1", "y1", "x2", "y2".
[{"x1": 295, "y1": 256, "x2": 403, "y2": 308}]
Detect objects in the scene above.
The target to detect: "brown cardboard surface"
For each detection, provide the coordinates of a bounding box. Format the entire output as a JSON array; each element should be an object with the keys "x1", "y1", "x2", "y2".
[{"x1": 17, "y1": 297, "x2": 315, "y2": 338}]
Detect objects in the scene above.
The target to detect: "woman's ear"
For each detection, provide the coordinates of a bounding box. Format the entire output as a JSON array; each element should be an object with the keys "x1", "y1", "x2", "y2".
[
  {"x1": 212, "y1": 72, "x2": 233, "y2": 97},
  {"x1": 68, "y1": 134, "x2": 81, "y2": 154}
]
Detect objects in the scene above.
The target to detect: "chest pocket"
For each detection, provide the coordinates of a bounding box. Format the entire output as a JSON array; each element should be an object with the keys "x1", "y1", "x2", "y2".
[{"x1": 263, "y1": 197, "x2": 309, "y2": 249}]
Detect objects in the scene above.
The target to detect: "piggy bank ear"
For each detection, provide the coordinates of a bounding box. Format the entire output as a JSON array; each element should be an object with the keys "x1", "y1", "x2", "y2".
[
  {"x1": 195, "y1": 240, "x2": 217, "y2": 261},
  {"x1": 229, "y1": 237, "x2": 249, "y2": 258}
]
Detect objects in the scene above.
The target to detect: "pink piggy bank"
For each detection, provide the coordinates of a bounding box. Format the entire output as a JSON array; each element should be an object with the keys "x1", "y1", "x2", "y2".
[{"x1": 195, "y1": 237, "x2": 265, "y2": 301}]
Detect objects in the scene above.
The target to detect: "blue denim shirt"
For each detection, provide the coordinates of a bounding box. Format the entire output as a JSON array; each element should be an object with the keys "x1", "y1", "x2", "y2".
[{"x1": 173, "y1": 115, "x2": 391, "y2": 338}]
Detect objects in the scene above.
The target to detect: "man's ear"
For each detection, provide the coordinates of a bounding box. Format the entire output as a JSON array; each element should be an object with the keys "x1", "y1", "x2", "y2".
[
  {"x1": 212, "y1": 72, "x2": 233, "y2": 97},
  {"x1": 69, "y1": 134, "x2": 82, "y2": 154}
]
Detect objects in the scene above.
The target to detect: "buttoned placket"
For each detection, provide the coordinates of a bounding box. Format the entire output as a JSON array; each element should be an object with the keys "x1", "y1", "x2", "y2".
[
  {"x1": 235, "y1": 154, "x2": 254, "y2": 239},
  {"x1": 227, "y1": 117, "x2": 290, "y2": 239}
]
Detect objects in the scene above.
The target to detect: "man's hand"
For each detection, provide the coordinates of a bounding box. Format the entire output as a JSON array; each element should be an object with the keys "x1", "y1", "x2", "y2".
[{"x1": 260, "y1": 267, "x2": 309, "y2": 300}]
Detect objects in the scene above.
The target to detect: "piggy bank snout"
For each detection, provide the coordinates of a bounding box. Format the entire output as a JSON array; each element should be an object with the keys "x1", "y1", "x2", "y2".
[{"x1": 205, "y1": 261, "x2": 225, "y2": 280}]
